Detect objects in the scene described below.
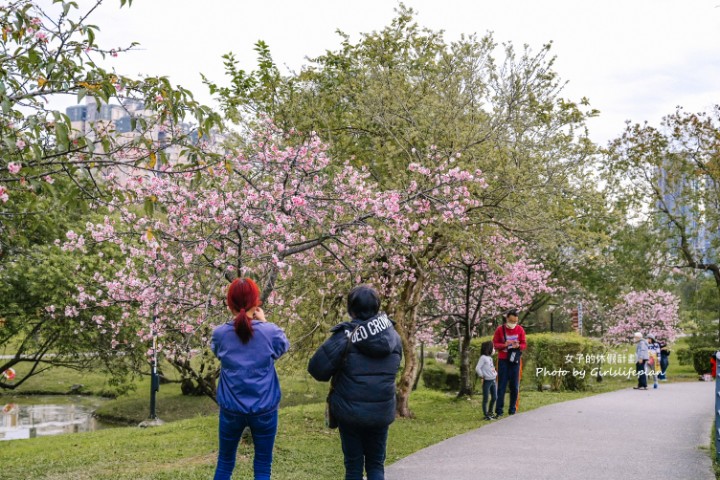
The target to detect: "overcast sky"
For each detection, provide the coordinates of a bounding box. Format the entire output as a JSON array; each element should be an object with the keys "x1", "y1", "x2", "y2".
[{"x1": 72, "y1": 0, "x2": 720, "y2": 145}]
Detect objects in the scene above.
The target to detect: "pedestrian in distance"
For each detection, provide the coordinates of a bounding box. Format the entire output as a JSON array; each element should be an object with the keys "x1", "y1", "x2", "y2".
[
  {"x1": 211, "y1": 277, "x2": 290, "y2": 480},
  {"x1": 492, "y1": 309, "x2": 527, "y2": 417},
  {"x1": 658, "y1": 338, "x2": 671, "y2": 381},
  {"x1": 475, "y1": 340, "x2": 497, "y2": 421},
  {"x1": 633, "y1": 332, "x2": 649, "y2": 390},
  {"x1": 308, "y1": 284, "x2": 403, "y2": 480},
  {"x1": 646, "y1": 334, "x2": 660, "y2": 389}
]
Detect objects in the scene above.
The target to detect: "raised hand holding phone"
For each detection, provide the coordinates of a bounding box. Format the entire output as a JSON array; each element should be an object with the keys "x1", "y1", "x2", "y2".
[{"x1": 253, "y1": 307, "x2": 266, "y2": 322}]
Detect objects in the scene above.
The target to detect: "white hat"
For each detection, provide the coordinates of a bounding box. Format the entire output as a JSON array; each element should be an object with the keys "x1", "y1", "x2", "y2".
[{"x1": 633, "y1": 332, "x2": 643, "y2": 339}]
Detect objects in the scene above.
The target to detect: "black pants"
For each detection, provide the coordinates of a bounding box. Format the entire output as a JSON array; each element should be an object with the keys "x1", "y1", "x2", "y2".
[
  {"x1": 482, "y1": 379, "x2": 497, "y2": 417},
  {"x1": 636, "y1": 361, "x2": 647, "y2": 388},
  {"x1": 338, "y1": 422, "x2": 389, "y2": 480},
  {"x1": 496, "y1": 359, "x2": 520, "y2": 415}
]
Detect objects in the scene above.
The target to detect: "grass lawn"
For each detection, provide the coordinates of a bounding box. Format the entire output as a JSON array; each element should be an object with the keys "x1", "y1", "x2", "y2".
[
  {"x1": 0, "y1": 385, "x2": 626, "y2": 480},
  {"x1": 0, "y1": 339, "x2": 703, "y2": 479}
]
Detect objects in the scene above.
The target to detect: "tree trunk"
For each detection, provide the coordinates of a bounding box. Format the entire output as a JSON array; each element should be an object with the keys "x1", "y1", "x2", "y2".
[
  {"x1": 457, "y1": 264, "x2": 475, "y2": 397},
  {"x1": 391, "y1": 277, "x2": 426, "y2": 418},
  {"x1": 457, "y1": 327, "x2": 474, "y2": 397},
  {"x1": 394, "y1": 306, "x2": 419, "y2": 418},
  {"x1": 412, "y1": 342, "x2": 424, "y2": 391}
]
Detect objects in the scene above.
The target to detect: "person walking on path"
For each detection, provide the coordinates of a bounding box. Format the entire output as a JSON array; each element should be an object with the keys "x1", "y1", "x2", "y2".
[
  {"x1": 211, "y1": 278, "x2": 290, "y2": 480},
  {"x1": 633, "y1": 332, "x2": 649, "y2": 390},
  {"x1": 658, "y1": 339, "x2": 671, "y2": 381},
  {"x1": 308, "y1": 285, "x2": 403, "y2": 480},
  {"x1": 647, "y1": 334, "x2": 661, "y2": 388},
  {"x1": 475, "y1": 341, "x2": 497, "y2": 421},
  {"x1": 492, "y1": 309, "x2": 527, "y2": 417}
]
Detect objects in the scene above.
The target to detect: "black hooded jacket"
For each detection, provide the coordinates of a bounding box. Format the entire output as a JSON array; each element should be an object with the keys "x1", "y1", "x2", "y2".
[{"x1": 308, "y1": 312, "x2": 403, "y2": 428}]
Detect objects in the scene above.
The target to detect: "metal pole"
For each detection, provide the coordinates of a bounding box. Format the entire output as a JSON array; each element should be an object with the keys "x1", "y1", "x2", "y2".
[
  {"x1": 716, "y1": 352, "x2": 720, "y2": 461},
  {"x1": 140, "y1": 315, "x2": 163, "y2": 427},
  {"x1": 149, "y1": 315, "x2": 159, "y2": 420}
]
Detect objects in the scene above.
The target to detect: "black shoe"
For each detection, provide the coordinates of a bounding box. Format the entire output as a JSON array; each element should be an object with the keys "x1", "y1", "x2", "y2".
[
  {"x1": 495, "y1": 413, "x2": 504, "y2": 418},
  {"x1": 509, "y1": 412, "x2": 516, "y2": 416},
  {"x1": 483, "y1": 415, "x2": 493, "y2": 421}
]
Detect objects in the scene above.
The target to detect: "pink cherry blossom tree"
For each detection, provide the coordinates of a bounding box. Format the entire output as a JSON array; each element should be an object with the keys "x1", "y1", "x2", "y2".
[
  {"x1": 61, "y1": 124, "x2": 366, "y2": 396},
  {"x1": 421, "y1": 234, "x2": 556, "y2": 396},
  {"x1": 62, "y1": 124, "x2": 489, "y2": 409},
  {"x1": 603, "y1": 290, "x2": 681, "y2": 345}
]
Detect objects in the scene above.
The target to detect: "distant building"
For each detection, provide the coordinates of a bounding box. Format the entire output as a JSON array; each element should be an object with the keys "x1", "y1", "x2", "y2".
[
  {"x1": 66, "y1": 105, "x2": 87, "y2": 123},
  {"x1": 658, "y1": 165, "x2": 717, "y2": 261},
  {"x1": 65, "y1": 97, "x2": 225, "y2": 182}
]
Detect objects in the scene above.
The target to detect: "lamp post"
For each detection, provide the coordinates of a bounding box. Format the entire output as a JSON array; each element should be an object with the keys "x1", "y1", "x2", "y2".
[{"x1": 139, "y1": 314, "x2": 163, "y2": 428}]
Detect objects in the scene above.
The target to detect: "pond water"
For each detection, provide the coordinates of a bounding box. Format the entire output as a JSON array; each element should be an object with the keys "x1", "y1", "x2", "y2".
[{"x1": 0, "y1": 395, "x2": 112, "y2": 441}]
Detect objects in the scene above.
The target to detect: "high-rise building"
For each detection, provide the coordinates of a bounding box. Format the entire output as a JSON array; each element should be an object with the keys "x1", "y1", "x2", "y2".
[
  {"x1": 65, "y1": 97, "x2": 225, "y2": 183},
  {"x1": 658, "y1": 165, "x2": 717, "y2": 262}
]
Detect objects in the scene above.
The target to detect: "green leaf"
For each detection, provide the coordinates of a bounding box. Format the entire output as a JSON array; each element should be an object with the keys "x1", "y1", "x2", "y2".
[
  {"x1": 55, "y1": 122, "x2": 69, "y2": 151},
  {"x1": 143, "y1": 197, "x2": 154, "y2": 217}
]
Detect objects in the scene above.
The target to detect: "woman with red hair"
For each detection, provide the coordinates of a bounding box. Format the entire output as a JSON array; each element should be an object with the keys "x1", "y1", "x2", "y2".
[{"x1": 212, "y1": 277, "x2": 290, "y2": 480}]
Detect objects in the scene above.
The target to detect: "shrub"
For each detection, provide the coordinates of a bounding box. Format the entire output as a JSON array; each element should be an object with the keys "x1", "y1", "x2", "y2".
[
  {"x1": 421, "y1": 361, "x2": 460, "y2": 391},
  {"x1": 523, "y1": 333, "x2": 604, "y2": 392},
  {"x1": 675, "y1": 346, "x2": 692, "y2": 366},
  {"x1": 691, "y1": 347, "x2": 719, "y2": 375},
  {"x1": 446, "y1": 336, "x2": 492, "y2": 371}
]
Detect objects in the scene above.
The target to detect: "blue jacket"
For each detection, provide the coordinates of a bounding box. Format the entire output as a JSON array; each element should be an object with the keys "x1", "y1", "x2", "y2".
[
  {"x1": 308, "y1": 313, "x2": 403, "y2": 428},
  {"x1": 212, "y1": 320, "x2": 290, "y2": 415}
]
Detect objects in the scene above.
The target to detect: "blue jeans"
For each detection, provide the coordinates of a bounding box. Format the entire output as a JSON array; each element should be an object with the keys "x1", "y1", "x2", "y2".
[
  {"x1": 482, "y1": 379, "x2": 497, "y2": 417},
  {"x1": 659, "y1": 355, "x2": 669, "y2": 379},
  {"x1": 338, "y1": 422, "x2": 389, "y2": 480},
  {"x1": 496, "y1": 359, "x2": 520, "y2": 415},
  {"x1": 214, "y1": 408, "x2": 278, "y2": 480}
]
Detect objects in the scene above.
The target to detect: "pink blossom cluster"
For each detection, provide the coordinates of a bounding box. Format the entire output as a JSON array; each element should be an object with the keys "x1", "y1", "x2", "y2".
[
  {"x1": 57, "y1": 123, "x2": 505, "y2": 367},
  {"x1": 417, "y1": 235, "x2": 557, "y2": 343},
  {"x1": 603, "y1": 290, "x2": 681, "y2": 344}
]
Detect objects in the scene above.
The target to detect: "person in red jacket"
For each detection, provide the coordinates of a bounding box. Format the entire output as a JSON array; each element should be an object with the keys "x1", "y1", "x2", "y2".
[
  {"x1": 711, "y1": 353, "x2": 717, "y2": 379},
  {"x1": 492, "y1": 309, "x2": 527, "y2": 417}
]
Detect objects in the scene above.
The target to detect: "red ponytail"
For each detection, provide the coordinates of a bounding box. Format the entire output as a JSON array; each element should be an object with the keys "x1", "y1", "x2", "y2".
[{"x1": 226, "y1": 278, "x2": 261, "y2": 344}]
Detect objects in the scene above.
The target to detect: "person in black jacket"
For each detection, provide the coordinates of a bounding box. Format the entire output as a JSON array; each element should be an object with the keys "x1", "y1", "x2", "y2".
[{"x1": 308, "y1": 284, "x2": 403, "y2": 480}]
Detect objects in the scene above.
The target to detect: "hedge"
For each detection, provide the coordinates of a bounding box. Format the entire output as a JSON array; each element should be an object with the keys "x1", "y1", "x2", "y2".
[
  {"x1": 421, "y1": 359, "x2": 460, "y2": 391},
  {"x1": 675, "y1": 346, "x2": 692, "y2": 366},
  {"x1": 524, "y1": 333, "x2": 605, "y2": 392},
  {"x1": 691, "y1": 347, "x2": 719, "y2": 375}
]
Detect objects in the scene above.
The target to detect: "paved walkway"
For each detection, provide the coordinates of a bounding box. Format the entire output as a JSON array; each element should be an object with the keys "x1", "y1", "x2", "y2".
[{"x1": 387, "y1": 382, "x2": 714, "y2": 480}]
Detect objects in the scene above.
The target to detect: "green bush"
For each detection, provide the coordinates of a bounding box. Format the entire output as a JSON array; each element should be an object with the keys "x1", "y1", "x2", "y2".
[
  {"x1": 691, "y1": 347, "x2": 718, "y2": 375},
  {"x1": 524, "y1": 333, "x2": 604, "y2": 392},
  {"x1": 675, "y1": 346, "x2": 692, "y2": 366},
  {"x1": 446, "y1": 336, "x2": 493, "y2": 371},
  {"x1": 445, "y1": 370, "x2": 460, "y2": 391},
  {"x1": 421, "y1": 360, "x2": 460, "y2": 391}
]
